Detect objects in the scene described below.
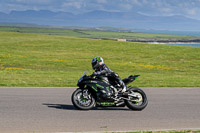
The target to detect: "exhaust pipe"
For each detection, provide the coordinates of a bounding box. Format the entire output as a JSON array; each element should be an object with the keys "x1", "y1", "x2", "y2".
[{"x1": 116, "y1": 101, "x2": 125, "y2": 106}]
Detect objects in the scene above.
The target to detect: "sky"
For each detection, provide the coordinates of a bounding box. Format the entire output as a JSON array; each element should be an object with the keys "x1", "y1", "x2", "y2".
[{"x1": 0, "y1": 0, "x2": 200, "y2": 20}]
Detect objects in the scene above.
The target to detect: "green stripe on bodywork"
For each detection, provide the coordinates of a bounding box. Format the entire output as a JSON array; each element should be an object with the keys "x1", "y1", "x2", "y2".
[
  {"x1": 91, "y1": 86, "x2": 98, "y2": 92},
  {"x1": 106, "y1": 86, "x2": 110, "y2": 91},
  {"x1": 96, "y1": 84, "x2": 104, "y2": 89},
  {"x1": 135, "y1": 77, "x2": 139, "y2": 80},
  {"x1": 97, "y1": 102, "x2": 115, "y2": 106}
]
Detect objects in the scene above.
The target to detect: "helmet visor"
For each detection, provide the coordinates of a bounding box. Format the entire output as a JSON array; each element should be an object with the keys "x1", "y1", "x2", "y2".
[{"x1": 92, "y1": 61, "x2": 98, "y2": 69}]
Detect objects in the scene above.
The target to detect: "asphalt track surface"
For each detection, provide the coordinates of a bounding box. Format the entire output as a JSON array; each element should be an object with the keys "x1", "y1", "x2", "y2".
[{"x1": 0, "y1": 87, "x2": 200, "y2": 133}]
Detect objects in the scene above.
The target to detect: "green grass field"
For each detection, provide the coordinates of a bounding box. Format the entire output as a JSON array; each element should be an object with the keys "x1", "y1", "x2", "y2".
[
  {"x1": 0, "y1": 31, "x2": 199, "y2": 87},
  {"x1": 1, "y1": 26, "x2": 200, "y2": 41}
]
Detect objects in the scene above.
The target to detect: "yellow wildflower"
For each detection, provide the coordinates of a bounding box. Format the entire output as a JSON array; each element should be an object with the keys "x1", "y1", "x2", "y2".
[
  {"x1": 0, "y1": 66, "x2": 31, "y2": 71},
  {"x1": 138, "y1": 64, "x2": 177, "y2": 70},
  {"x1": 45, "y1": 59, "x2": 69, "y2": 62}
]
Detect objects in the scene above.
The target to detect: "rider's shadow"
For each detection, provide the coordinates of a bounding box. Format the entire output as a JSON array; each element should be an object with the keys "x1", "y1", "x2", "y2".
[{"x1": 43, "y1": 103, "x2": 130, "y2": 111}]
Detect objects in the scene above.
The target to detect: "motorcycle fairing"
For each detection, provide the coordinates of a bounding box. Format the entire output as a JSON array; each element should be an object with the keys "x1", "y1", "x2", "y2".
[{"x1": 80, "y1": 79, "x2": 111, "y2": 93}]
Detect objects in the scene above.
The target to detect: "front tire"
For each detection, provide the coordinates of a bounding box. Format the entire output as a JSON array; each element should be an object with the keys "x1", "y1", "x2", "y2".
[
  {"x1": 125, "y1": 87, "x2": 148, "y2": 110},
  {"x1": 71, "y1": 88, "x2": 95, "y2": 110}
]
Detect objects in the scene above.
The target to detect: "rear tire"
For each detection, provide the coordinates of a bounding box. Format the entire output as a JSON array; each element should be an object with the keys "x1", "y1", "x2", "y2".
[
  {"x1": 125, "y1": 87, "x2": 148, "y2": 110},
  {"x1": 71, "y1": 88, "x2": 95, "y2": 110}
]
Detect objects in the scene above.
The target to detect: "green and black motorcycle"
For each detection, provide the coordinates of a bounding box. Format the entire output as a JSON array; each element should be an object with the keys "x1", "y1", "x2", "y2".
[{"x1": 71, "y1": 71, "x2": 148, "y2": 110}]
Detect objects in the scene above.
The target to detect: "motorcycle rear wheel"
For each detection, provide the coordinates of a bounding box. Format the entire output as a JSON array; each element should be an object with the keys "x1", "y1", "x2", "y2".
[
  {"x1": 125, "y1": 87, "x2": 148, "y2": 110},
  {"x1": 71, "y1": 88, "x2": 95, "y2": 110}
]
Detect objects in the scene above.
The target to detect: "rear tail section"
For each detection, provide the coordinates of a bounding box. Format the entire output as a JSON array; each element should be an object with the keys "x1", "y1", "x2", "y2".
[{"x1": 122, "y1": 75, "x2": 140, "y2": 85}]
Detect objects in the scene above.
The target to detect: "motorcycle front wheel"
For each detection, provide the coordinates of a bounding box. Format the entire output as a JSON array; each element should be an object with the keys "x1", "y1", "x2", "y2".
[
  {"x1": 125, "y1": 87, "x2": 148, "y2": 110},
  {"x1": 71, "y1": 88, "x2": 95, "y2": 110}
]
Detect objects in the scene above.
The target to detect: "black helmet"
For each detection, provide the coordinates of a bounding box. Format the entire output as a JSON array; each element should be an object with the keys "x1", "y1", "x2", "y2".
[{"x1": 91, "y1": 56, "x2": 104, "y2": 70}]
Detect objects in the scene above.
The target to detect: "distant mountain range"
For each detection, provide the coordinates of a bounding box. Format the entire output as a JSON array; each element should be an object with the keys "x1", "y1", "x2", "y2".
[{"x1": 0, "y1": 10, "x2": 200, "y2": 31}]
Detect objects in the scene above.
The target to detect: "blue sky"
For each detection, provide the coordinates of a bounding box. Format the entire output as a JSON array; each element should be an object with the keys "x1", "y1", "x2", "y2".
[{"x1": 0, "y1": 0, "x2": 200, "y2": 20}]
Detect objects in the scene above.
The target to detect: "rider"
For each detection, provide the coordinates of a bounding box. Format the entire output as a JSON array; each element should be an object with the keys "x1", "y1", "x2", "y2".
[{"x1": 91, "y1": 56, "x2": 127, "y2": 95}]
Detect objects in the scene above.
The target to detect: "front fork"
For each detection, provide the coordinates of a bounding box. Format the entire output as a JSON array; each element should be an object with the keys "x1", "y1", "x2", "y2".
[{"x1": 82, "y1": 89, "x2": 91, "y2": 99}]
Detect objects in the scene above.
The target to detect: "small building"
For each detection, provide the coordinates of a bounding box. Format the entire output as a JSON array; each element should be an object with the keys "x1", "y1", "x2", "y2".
[{"x1": 117, "y1": 39, "x2": 127, "y2": 42}]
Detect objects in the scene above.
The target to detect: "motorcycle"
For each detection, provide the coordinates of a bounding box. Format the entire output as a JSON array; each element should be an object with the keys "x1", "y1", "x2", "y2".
[{"x1": 71, "y1": 71, "x2": 148, "y2": 110}]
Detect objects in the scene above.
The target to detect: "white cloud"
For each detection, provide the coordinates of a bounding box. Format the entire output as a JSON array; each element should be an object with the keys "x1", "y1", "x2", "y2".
[
  {"x1": 62, "y1": 1, "x2": 82, "y2": 9},
  {"x1": 16, "y1": 0, "x2": 25, "y2": 2},
  {"x1": 0, "y1": 0, "x2": 200, "y2": 20},
  {"x1": 97, "y1": 0, "x2": 107, "y2": 4},
  {"x1": 119, "y1": 3, "x2": 133, "y2": 11},
  {"x1": 5, "y1": 3, "x2": 29, "y2": 12},
  {"x1": 185, "y1": 8, "x2": 197, "y2": 15},
  {"x1": 142, "y1": 0, "x2": 148, "y2": 4},
  {"x1": 159, "y1": 7, "x2": 172, "y2": 15},
  {"x1": 130, "y1": 0, "x2": 142, "y2": 6},
  {"x1": 14, "y1": 0, "x2": 54, "y2": 5}
]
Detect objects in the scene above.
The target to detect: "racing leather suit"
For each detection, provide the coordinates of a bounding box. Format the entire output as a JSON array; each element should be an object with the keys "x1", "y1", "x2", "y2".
[{"x1": 92, "y1": 64, "x2": 126, "y2": 94}]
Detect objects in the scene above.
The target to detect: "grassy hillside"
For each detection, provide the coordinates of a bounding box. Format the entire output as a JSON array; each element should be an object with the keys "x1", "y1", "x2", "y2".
[
  {"x1": 1, "y1": 26, "x2": 200, "y2": 41},
  {"x1": 0, "y1": 31, "x2": 199, "y2": 87}
]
